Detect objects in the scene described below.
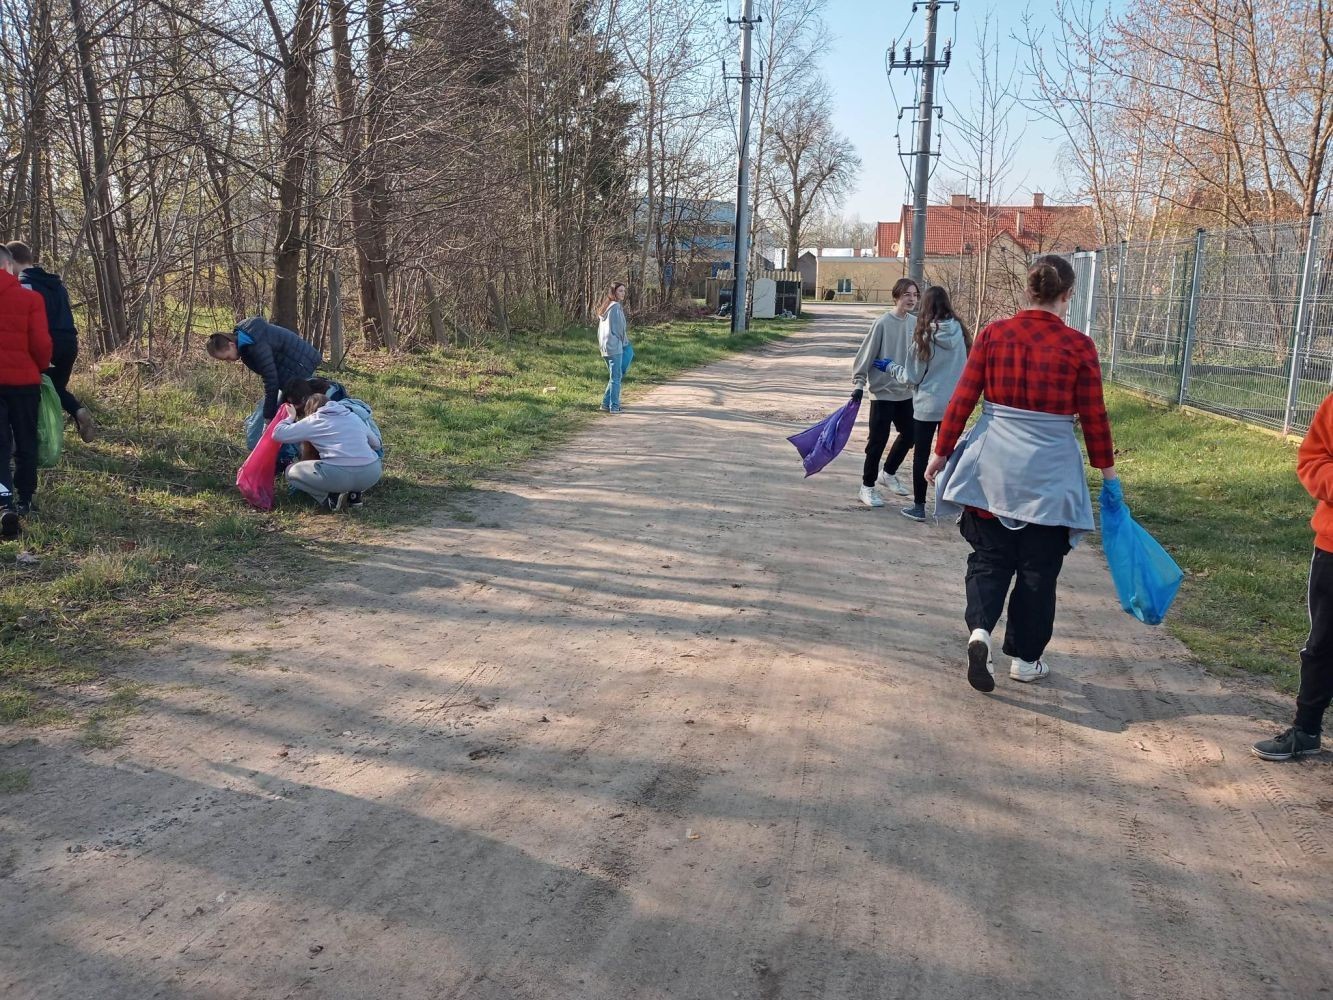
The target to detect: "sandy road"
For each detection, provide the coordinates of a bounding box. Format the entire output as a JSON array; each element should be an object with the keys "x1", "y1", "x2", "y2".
[{"x1": 2, "y1": 303, "x2": 1331, "y2": 1000}]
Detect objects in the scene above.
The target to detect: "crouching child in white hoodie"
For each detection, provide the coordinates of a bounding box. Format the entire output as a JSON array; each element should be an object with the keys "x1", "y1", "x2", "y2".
[{"x1": 272, "y1": 394, "x2": 383, "y2": 511}]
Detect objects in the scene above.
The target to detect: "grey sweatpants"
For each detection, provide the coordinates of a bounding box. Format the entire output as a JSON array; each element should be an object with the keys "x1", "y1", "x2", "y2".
[{"x1": 285, "y1": 458, "x2": 382, "y2": 503}]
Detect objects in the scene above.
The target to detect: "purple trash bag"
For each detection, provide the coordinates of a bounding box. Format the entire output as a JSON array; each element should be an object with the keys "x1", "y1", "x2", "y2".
[{"x1": 787, "y1": 397, "x2": 862, "y2": 477}]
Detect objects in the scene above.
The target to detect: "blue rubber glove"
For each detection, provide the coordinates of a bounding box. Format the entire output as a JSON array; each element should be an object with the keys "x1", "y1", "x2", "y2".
[{"x1": 872, "y1": 357, "x2": 893, "y2": 372}]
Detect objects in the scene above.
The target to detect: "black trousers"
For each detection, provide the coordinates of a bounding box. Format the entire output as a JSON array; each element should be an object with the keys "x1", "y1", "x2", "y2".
[
  {"x1": 863, "y1": 398, "x2": 914, "y2": 487},
  {"x1": 959, "y1": 510, "x2": 1071, "y2": 663},
  {"x1": 0, "y1": 385, "x2": 40, "y2": 505},
  {"x1": 47, "y1": 339, "x2": 83, "y2": 417},
  {"x1": 911, "y1": 419, "x2": 940, "y2": 505},
  {"x1": 1296, "y1": 547, "x2": 1333, "y2": 735}
]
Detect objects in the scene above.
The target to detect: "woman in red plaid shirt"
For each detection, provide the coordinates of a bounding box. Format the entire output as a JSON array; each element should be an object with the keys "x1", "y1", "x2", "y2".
[{"x1": 925, "y1": 255, "x2": 1120, "y2": 692}]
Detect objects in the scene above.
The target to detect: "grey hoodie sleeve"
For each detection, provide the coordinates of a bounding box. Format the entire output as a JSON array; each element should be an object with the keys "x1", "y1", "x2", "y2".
[
  {"x1": 270, "y1": 414, "x2": 306, "y2": 444},
  {"x1": 610, "y1": 302, "x2": 627, "y2": 343},
  {"x1": 888, "y1": 351, "x2": 926, "y2": 387},
  {"x1": 851, "y1": 318, "x2": 883, "y2": 390}
]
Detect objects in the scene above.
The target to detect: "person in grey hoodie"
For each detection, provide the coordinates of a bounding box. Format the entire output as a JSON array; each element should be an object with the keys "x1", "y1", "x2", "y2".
[
  {"x1": 272, "y1": 394, "x2": 382, "y2": 511},
  {"x1": 850, "y1": 277, "x2": 918, "y2": 507},
  {"x1": 596, "y1": 282, "x2": 632, "y2": 413},
  {"x1": 888, "y1": 285, "x2": 971, "y2": 521}
]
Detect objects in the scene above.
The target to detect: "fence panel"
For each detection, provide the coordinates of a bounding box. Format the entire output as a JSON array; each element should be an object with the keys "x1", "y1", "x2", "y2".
[
  {"x1": 1102, "y1": 237, "x2": 1195, "y2": 402},
  {"x1": 1291, "y1": 234, "x2": 1333, "y2": 432},
  {"x1": 1181, "y1": 222, "x2": 1307, "y2": 431}
]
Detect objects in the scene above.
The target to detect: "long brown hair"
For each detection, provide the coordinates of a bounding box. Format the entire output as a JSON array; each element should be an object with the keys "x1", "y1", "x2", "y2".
[
  {"x1": 597, "y1": 282, "x2": 627, "y2": 319},
  {"x1": 913, "y1": 285, "x2": 971, "y2": 361}
]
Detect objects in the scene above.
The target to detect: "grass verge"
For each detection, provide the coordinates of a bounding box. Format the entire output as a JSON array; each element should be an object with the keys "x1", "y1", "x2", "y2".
[
  {"x1": 0, "y1": 314, "x2": 801, "y2": 724},
  {"x1": 1103, "y1": 386, "x2": 1310, "y2": 692}
]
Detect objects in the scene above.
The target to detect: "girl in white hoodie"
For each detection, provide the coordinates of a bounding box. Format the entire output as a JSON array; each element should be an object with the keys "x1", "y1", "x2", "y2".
[
  {"x1": 273, "y1": 394, "x2": 383, "y2": 511},
  {"x1": 596, "y1": 282, "x2": 632, "y2": 413},
  {"x1": 889, "y1": 285, "x2": 971, "y2": 521}
]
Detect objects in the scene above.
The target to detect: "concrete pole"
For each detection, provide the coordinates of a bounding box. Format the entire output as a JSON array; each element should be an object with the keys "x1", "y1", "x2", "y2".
[
  {"x1": 731, "y1": 0, "x2": 755, "y2": 333},
  {"x1": 908, "y1": 2, "x2": 940, "y2": 287}
]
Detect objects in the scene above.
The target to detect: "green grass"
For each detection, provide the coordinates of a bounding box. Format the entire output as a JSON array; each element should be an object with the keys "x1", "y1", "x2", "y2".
[
  {"x1": 0, "y1": 768, "x2": 32, "y2": 793},
  {"x1": 1103, "y1": 386, "x2": 1310, "y2": 690},
  {"x1": 0, "y1": 314, "x2": 800, "y2": 723}
]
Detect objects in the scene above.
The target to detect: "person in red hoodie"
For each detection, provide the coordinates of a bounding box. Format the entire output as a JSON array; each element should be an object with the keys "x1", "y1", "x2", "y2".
[
  {"x1": 1252, "y1": 393, "x2": 1333, "y2": 761},
  {"x1": 0, "y1": 243, "x2": 53, "y2": 540}
]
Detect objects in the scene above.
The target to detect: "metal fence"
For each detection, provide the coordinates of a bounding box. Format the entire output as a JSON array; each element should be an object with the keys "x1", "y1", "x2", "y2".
[{"x1": 1060, "y1": 215, "x2": 1330, "y2": 435}]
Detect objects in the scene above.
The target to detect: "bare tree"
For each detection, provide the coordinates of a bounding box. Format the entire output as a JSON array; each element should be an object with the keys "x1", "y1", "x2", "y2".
[{"x1": 765, "y1": 77, "x2": 859, "y2": 269}]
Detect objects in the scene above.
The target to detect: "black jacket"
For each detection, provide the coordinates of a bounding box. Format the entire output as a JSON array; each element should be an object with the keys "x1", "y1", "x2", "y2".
[
  {"x1": 19, "y1": 267, "x2": 77, "y2": 348},
  {"x1": 236, "y1": 316, "x2": 322, "y2": 419}
]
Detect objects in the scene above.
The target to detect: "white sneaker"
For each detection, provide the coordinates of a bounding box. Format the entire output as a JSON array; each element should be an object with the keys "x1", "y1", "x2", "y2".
[
  {"x1": 878, "y1": 471, "x2": 909, "y2": 496},
  {"x1": 1009, "y1": 657, "x2": 1050, "y2": 683},
  {"x1": 967, "y1": 628, "x2": 995, "y2": 692},
  {"x1": 858, "y1": 485, "x2": 885, "y2": 508}
]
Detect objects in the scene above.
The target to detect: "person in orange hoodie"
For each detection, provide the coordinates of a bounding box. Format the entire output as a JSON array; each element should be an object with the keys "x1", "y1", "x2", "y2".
[
  {"x1": 1252, "y1": 392, "x2": 1333, "y2": 760},
  {"x1": 0, "y1": 243, "x2": 52, "y2": 541}
]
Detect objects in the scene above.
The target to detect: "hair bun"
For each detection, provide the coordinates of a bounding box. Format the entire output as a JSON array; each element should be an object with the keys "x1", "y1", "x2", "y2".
[{"x1": 1026, "y1": 255, "x2": 1076, "y2": 304}]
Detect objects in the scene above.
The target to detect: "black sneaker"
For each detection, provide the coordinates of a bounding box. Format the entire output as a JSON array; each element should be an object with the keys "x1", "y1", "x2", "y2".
[
  {"x1": 321, "y1": 494, "x2": 349, "y2": 513},
  {"x1": 345, "y1": 491, "x2": 364, "y2": 508},
  {"x1": 15, "y1": 500, "x2": 36, "y2": 517},
  {"x1": 0, "y1": 509, "x2": 19, "y2": 540},
  {"x1": 1251, "y1": 727, "x2": 1322, "y2": 761}
]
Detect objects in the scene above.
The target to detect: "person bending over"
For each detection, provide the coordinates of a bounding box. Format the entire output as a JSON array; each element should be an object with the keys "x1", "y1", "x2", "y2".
[{"x1": 206, "y1": 317, "x2": 321, "y2": 449}]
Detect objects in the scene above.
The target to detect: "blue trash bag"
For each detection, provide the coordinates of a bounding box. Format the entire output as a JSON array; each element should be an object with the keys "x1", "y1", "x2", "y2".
[
  {"x1": 1099, "y1": 479, "x2": 1184, "y2": 625},
  {"x1": 787, "y1": 397, "x2": 861, "y2": 477}
]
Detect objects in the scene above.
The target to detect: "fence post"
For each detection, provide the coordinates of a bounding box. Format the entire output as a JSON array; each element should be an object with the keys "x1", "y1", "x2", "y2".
[
  {"x1": 327, "y1": 268, "x2": 345, "y2": 371},
  {"x1": 1178, "y1": 227, "x2": 1206, "y2": 405},
  {"x1": 1284, "y1": 213, "x2": 1323, "y2": 435},
  {"x1": 423, "y1": 275, "x2": 448, "y2": 347},
  {"x1": 374, "y1": 271, "x2": 398, "y2": 351},
  {"x1": 1083, "y1": 250, "x2": 1100, "y2": 337},
  {"x1": 1109, "y1": 240, "x2": 1127, "y2": 380}
]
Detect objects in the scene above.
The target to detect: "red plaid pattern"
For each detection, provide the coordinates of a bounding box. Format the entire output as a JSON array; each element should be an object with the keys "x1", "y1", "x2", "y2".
[{"x1": 936, "y1": 309, "x2": 1115, "y2": 470}]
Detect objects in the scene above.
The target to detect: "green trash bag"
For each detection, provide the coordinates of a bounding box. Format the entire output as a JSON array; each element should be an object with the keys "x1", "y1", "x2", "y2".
[{"x1": 37, "y1": 375, "x2": 63, "y2": 468}]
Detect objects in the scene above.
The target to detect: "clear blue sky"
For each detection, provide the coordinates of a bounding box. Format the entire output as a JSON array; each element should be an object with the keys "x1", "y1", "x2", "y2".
[{"x1": 823, "y1": 0, "x2": 1075, "y2": 223}]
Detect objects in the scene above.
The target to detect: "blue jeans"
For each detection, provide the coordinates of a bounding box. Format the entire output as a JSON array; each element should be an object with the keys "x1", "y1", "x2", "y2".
[{"x1": 602, "y1": 342, "x2": 633, "y2": 411}]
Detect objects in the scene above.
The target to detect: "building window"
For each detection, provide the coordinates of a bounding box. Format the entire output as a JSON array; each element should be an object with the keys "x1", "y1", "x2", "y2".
[{"x1": 836, "y1": 278, "x2": 852, "y2": 294}]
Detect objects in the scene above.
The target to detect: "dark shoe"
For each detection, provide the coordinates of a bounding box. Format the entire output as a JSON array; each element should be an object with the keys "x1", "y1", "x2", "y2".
[
  {"x1": 321, "y1": 493, "x2": 348, "y2": 513},
  {"x1": 74, "y1": 407, "x2": 96, "y2": 443},
  {"x1": 1, "y1": 509, "x2": 19, "y2": 540},
  {"x1": 14, "y1": 500, "x2": 36, "y2": 518},
  {"x1": 345, "y1": 491, "x2": 364, "y2": 508},
  {"x1": 1251, "y1": 726, "x2": 1321, "y2": 761},
  {"x1": 900, "y1": 503, "x2": 927, "y2": 522},
  {"x1": 967, "y1": 628, "x2": 996, "y2": 693}
]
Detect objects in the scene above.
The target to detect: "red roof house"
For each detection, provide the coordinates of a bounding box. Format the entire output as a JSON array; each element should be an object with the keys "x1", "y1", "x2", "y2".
[{"x1": 877, "y1": 193, "x2": 1098, "y2": 259}]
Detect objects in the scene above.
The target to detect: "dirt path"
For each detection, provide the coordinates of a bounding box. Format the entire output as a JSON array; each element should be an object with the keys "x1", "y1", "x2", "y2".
[{"x1": 3, "y1": 304, "x2": 1331, "y2": 1000}]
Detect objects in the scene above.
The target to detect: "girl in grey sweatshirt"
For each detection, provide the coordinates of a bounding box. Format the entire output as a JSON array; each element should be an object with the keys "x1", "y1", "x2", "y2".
[{"x1": 888, "y1": 285, "x2": 971, "y2": 519}]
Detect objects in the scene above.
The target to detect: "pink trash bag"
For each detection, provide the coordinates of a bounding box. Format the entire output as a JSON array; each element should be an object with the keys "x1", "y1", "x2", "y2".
[{"x1": 236, "y1": 404, "x2": 294, "y2": 510}]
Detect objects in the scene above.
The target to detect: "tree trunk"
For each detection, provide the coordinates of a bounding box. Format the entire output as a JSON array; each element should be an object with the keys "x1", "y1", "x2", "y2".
[
  {"x1": 68, "y1": 0, "x2": 130, "y2": 349},
  {"x1": 270, "y1": 0, "x2": 318, "y2": 331}
]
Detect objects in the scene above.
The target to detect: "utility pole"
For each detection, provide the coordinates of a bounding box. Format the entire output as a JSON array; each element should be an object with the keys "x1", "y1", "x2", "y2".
[
  {"x1": 727, "y1": 0, "x2": 759, "y2": 333},
  {"x1": 890, "y1": 3, "x2": 952, "y2": 287}
]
